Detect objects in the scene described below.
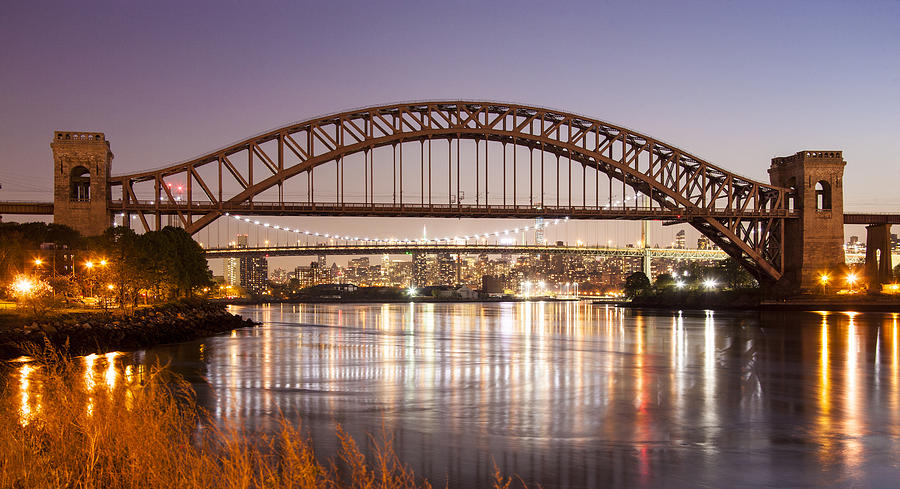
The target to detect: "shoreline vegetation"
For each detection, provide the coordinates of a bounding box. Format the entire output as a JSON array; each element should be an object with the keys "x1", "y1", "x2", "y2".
[
  {"x1": 0, "y1": 350, "x2": 525, "y2": 489},
  {"x1": 0, "y1": 300, "x2": 257, "y2": 361}
]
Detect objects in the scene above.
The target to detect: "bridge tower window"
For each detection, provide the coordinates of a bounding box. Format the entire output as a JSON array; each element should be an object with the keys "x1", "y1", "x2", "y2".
[
  {"x1": 71, "y1": 166, "x2": 90, "y2": 201},
  {"x1": 815, "y1": 180, "x2": 832, "y2": 211}
]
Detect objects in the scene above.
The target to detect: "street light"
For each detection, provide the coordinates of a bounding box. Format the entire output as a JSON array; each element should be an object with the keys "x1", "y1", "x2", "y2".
[
  {"x1": 703, "y1": 278, "x2": 717, "y2": 290},
  {"x1": 12, "y1": 276, "x2": 35, "y2": 296},
  {"x1": 846, "y1": 272, "x2": 858, "y2": 292}
]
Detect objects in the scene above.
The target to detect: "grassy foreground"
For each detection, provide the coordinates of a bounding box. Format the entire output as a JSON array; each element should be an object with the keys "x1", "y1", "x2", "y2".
[{"x1": 0, "y1": 351, "x2": 522, "y2": 489}]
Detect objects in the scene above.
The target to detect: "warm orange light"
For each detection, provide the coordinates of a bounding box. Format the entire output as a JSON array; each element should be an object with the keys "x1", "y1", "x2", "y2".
[
  {"x1": 819, "y1": 273, "x2": 829, "y2": 285},
  {"x1": 84, "y1": 261, "x2": 94, "y2": 269},
  {"x1": 106, "y1": 284, "x2": 115, "y2": 290},
  {"x1": 12, "y1": 277, "x2": 35, "y2": 296},
  {"x1": 33, "y1": 259, "x2": 43, "y2": 266},
  {"x1": 846, "y1": 273, "x2": 858, "y2": 285},
  {"x1": 99, "y1": 259, "x2": 108, "y2": 266}
]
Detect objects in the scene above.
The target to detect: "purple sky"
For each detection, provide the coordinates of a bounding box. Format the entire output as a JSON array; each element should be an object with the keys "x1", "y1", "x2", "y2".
[{"x1": 1, "y1": 0, "x2": 898, "y2": 265}]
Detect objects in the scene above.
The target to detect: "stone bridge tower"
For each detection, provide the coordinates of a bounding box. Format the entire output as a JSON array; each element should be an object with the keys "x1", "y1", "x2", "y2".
[
  {"x1": 769, "y1": 151, "x2": 846, "y2": 291},
  {"x1": 51, "y1": 131, "x2": 113, "y2": 236}
]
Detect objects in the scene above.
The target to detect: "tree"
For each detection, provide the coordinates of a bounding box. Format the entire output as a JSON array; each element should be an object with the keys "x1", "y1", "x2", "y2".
[
  {"x1": 718, "y1": 258, "x2": 757, "y2": 289},
  {"x1": 653, "y1": 273, "x2": 675, "y2": 290},
  {"x1": 624, "y1": 272, "x2": 651, "y2": 299},
  {"x1": 9, "y1": 274, "x2": 54, "y2": 316},
  {"x1": 140, "y1": 227, "x2": 213, "y2": 299}
]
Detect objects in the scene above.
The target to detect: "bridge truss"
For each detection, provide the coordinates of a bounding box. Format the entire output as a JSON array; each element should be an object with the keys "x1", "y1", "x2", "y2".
[{"x1": 107, "y1": 101, "x2": 793, "y2": 280}]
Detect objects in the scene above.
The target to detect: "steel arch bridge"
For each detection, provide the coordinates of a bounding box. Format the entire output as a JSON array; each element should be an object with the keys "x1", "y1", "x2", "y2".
[{"x1": 106, "y1": 101, "x2": 793, "y2": 280}]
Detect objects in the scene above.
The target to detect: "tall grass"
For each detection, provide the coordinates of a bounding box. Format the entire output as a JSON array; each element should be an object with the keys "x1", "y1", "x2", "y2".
[{"x1": 0, "y1": 349, "x2": 523, "y2": 489}]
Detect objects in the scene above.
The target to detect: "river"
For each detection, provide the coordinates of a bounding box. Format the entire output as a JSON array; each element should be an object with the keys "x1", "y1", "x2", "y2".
[{"x1": 12, "y1": 302, "x2": 900, "y2": 488}]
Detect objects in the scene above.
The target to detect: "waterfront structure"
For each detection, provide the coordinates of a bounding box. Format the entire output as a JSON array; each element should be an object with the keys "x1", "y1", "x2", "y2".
[{"x1": 6, "y1": 103, "x2": 900, "y2": 291}]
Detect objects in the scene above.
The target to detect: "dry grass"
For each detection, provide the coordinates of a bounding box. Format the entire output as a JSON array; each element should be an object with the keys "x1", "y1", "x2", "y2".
[{"x1": 0, "y1": 349, "x2": 525, "y2": 489}]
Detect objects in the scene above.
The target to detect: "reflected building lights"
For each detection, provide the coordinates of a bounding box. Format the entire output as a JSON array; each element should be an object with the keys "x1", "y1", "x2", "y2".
[{"x1": 11, "y1": 304, "x2": 900, "y2": 488}]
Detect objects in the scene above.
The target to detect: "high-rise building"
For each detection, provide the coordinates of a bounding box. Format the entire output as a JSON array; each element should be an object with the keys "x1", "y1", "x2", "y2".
[
  {"x1": 697, "y1": 236, "x2": 711, "y2": 250},
  {"x1": 437, "y1": 253, "x2": 456, "y2": 286},
  {"x1": 224, "y1": 234, "x2": 248, "y2": 286},
  {"x1": 224, "y1": 258, "x2": 240, "y2": 286},
  {"x1": 412, "y1": 253, "x2": 427, "y2": 286},
  {"x1": 381, "y1": 254, "x2": 391, "y2": 281},
  {"x1": 535, "y1": 217, "x2": 546, "y2": 245},
  {"x1": 675, "y1": 230, "x2": 686, "y2": 249},
  {"x1": 240, "y1": 254, "x2": 267, "y2": 295}
]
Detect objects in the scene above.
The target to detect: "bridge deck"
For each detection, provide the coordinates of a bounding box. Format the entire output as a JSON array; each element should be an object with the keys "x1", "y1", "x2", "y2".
[
  {"x1": 0, "y1": 200, "x2": 897, "y2": 225},
  {"x1": 205, "y1": 243, "x2": 730, "y2": 260},
  {"x1": 0, "y1": 201, "x2": 54, "y2": 215},
  {"x1": 111, "y1": 201, "x2": 791, "y2": 220}
]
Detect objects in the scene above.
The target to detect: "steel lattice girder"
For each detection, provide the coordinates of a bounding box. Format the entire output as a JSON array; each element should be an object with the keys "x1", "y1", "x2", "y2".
[{"x1": 107, "y1": 101, "x2": 793, "y2": 280}]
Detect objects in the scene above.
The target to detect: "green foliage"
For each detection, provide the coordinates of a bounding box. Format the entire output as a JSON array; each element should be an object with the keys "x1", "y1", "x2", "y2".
[
  {"x1": 653, "y1": 273, "x2": 675, "y2": 290},
  {"x1": 718, "y1": 258, "x2": 757, "y2": 289},
  {"x1": 8, "y1": 274, "x2": 55, "y2": 316},
  {"x1": 624, "y1": 271, "x2": 651, "y2": 299},
  {"x1": 0, "y1": 223, "x2": 213, "y2": 309}
]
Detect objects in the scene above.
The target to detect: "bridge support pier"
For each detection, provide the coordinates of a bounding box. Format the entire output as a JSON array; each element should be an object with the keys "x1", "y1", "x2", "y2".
[
  {"x1": 769, "y1": 151, "x2": 846, "y2": 292},
  {"x1": 865, "y1": 224, "x2": 893, "y2": 290}
]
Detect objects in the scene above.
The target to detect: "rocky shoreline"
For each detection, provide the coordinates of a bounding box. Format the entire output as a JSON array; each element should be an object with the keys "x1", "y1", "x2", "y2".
[{"x1": 0, "y1": 300, "x2": 258, "y2": 360}]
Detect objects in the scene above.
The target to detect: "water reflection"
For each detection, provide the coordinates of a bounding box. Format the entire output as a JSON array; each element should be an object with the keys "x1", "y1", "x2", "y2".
[{"x1": 9, "y1": 303, "x2": 900, "y2": 488}]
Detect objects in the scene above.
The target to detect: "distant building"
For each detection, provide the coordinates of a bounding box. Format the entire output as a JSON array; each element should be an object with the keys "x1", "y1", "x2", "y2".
[
  {"x1": 482, "y1": 275, "x2": 504, "y2": 296},
  {"x1": 675, "y1": 230, "x2": 686, "y2": 249},
  {"x1": 535, "y1": 217, "x2": 546, "y2": 245},
  {"x1": 224, "y1": 234, "x2": 247, "y2": 286},
  {"x1": 697, "y1": 236, "x2": 711, "y2": 250},
  {"x1": 224, "y1": 258, "x2": 239, "y2": 286},
  {"x1": 270, "y1": 267, "x2": 290, "y2": 285},
  {"x1": 412, "y1": 253, "x2": 427, "y2": 286},
  {"x1": 240, "y1": 255, "x2": 268, "y2": 295},
  {"x1": 437, "y1": 253, "x2": 456, "y2": 286}
]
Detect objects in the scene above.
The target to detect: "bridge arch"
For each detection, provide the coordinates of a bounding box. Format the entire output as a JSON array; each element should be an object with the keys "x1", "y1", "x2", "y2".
[{"x1": 108, "y1": 101, "x2": 792, "y2": 280}]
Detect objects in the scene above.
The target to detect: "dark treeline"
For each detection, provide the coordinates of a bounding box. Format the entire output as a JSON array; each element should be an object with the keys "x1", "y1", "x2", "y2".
[{"x1": 0, "y1": 222, "x2": 212, "y2": 311}]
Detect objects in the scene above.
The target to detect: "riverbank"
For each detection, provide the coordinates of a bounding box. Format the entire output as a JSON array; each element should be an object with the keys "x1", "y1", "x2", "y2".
[{"x1": 0, "y1": 300, "x2": 258, "y2": 360}]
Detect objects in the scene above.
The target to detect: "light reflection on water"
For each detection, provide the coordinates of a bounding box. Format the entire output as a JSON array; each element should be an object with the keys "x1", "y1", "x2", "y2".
[{"x1": 10, "y1": 302, "x2": 900, "y2": 488}]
